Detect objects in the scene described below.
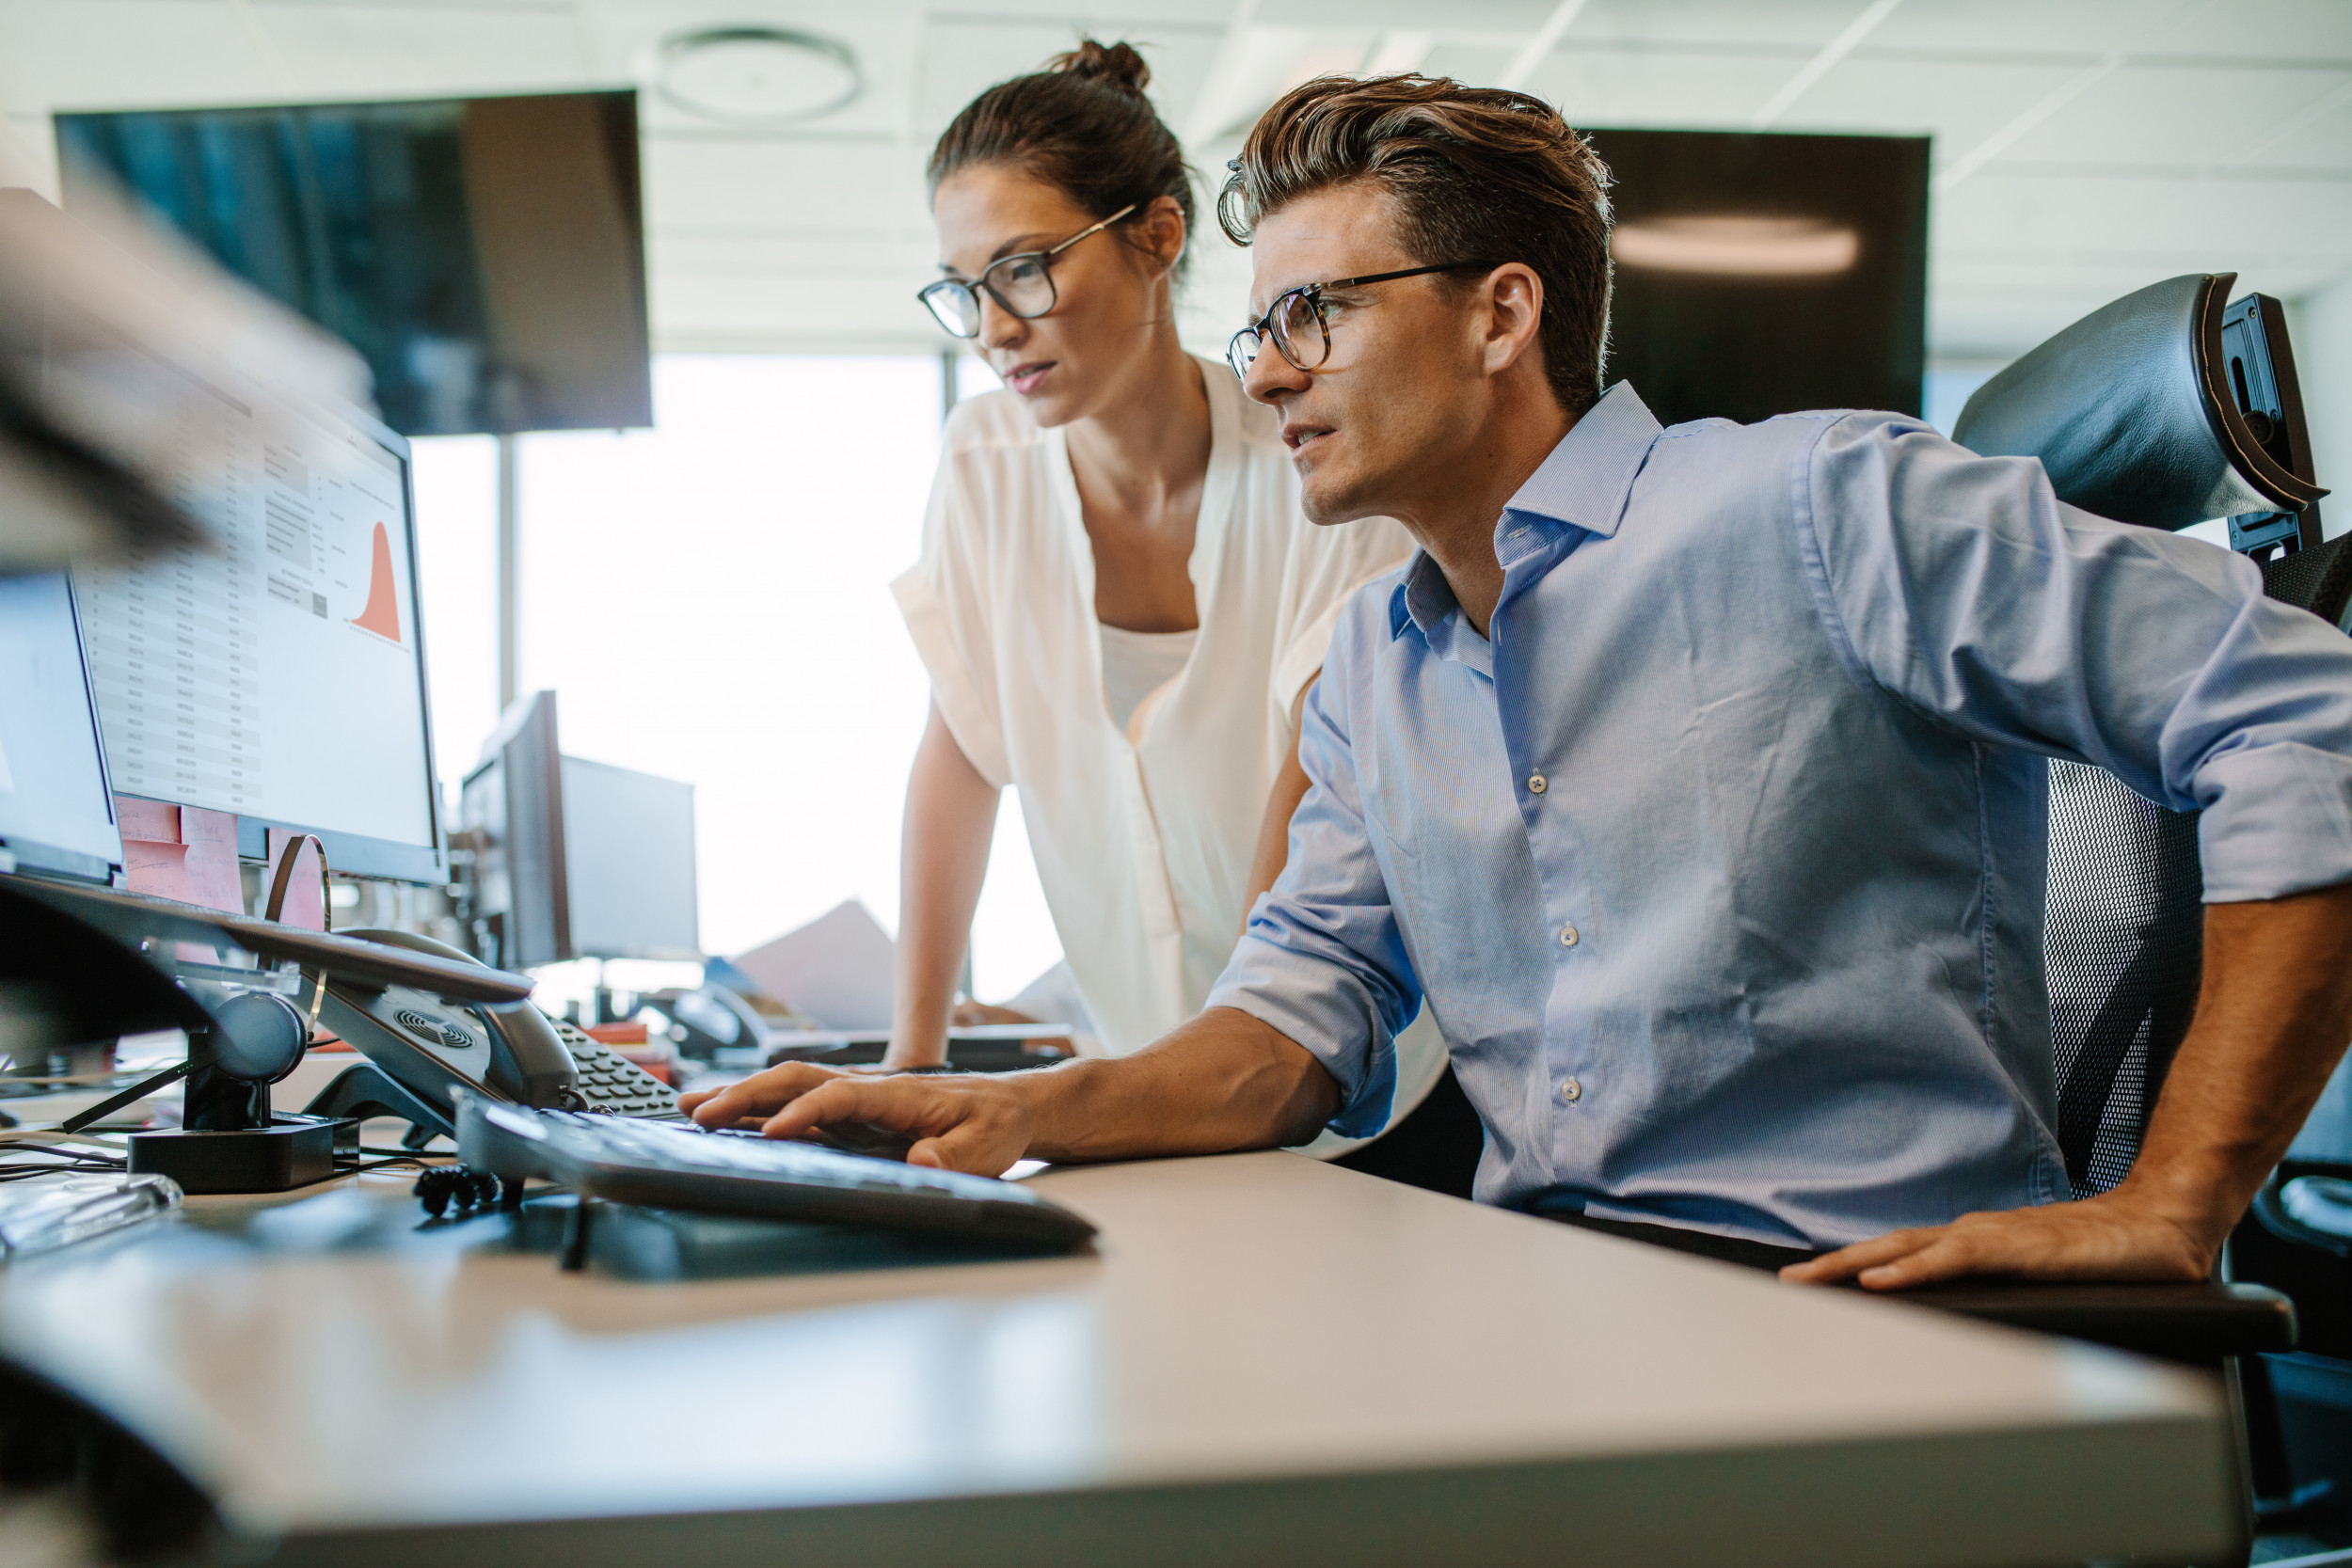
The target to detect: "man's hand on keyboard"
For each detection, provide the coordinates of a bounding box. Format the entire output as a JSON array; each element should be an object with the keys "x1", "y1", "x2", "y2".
[{"x1": 678, "y1": 1064, "x2": 1035, "y2": 1175}]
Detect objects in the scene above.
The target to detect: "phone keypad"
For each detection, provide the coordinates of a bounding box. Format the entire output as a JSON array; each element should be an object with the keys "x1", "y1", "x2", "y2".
[{"x1": 549, "y1": 1017, "x2": 682, "y2": 1118}]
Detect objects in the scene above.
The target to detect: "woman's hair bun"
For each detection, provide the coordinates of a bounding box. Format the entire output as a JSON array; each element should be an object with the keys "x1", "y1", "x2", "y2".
[{"x1": 1051, "y1": 39, "x2": 1152, "y2": 96}]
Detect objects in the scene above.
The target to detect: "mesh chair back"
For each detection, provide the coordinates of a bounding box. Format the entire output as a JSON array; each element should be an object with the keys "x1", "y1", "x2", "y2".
[
  {"x1": 2046, "y1": 547, "x2": 2344, "y2": 1196},
  {"x1": 2045, "y1": 762, "x2": 2204, "y2": 1195}
]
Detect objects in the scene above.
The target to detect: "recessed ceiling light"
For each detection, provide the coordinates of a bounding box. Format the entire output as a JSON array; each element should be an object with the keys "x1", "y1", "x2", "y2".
[
  {"x1": 655, "y1": 27, "x2": 862, "y2": 124},
  {"x1": 1613, "y1": 216, "x2": 1859, "y2": 277}
]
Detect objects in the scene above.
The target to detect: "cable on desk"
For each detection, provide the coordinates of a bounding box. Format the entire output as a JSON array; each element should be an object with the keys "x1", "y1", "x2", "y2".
[{"x1": 0, "y1": 1152, "x2": 128, "y2": 1180}]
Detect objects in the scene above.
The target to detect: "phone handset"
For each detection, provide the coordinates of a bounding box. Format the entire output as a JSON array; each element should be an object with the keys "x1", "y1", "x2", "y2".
[{"x1": 340, "y1": 928, "x2": 579, "y2": 1108}]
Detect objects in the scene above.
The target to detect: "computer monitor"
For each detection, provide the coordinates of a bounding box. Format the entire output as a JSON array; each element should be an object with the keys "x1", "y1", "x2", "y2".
[
  {"x1": 1591, "y1": 128, "x2": 1930, "y2": 429},
  {"x1": 561, "y1": 755, "x2": 699, "y2": 962},
  {"x1": 460, "y1": 690, "x2": 564, "y2": 968},
  {"x1": 0, "y1": 572, "x2": 122, "y2": 883},
  {"x1": 70, "y1": 388, "x2": 448, "y2": 885},
  {"x1": 459, "y1": 690, "x2": 700, "y2": 967},
  {"x1": 56, "y1": 91, "x2": 651, "y2": 438}
]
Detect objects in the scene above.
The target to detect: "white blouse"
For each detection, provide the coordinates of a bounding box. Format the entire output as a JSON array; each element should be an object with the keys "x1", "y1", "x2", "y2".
[
  {"x1": 1098, "y1": 624, "x2": 1198, "y2": 736},
  {"x1": 893, "y1": 357, "x2": 1414, "y2": 1057}
]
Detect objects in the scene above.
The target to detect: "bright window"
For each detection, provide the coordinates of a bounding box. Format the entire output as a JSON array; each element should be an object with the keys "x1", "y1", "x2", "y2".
[{"x1": 409, "y1": 355, "x2": 1063, "y2": 1000}]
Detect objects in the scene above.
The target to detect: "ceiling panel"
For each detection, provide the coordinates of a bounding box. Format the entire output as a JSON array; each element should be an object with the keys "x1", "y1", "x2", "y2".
[
  {"x1": 1771, "y1": 55, "x2": 2084, "y2": 152},
  {"x1": 2001, "y1": 62, "x2": 2352, "y2": 166},
  {"x1": 587, "y1": 1, "x2": 923, "y2": 139},
  {"x1": 0, "y1": 2, "x2": 281, "y2": 111},
  {"x1": 642, "y1": 135, "x2": 930, "y2": 232},
  {"x1": 1529, "y1": 48, "x2": 1799, "y2": 128},
  {"x1": 1, "y1": 0, "x2": 2348, "y2": 362},
  {"x1": 1868, "y1": 0, "x2": 2223, "y2": 57}
]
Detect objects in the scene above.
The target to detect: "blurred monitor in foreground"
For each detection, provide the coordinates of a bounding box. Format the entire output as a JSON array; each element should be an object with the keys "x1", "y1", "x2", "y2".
[
  {"x1": 1590, "y1": 128, "x2": 1929, "y2": 428},
  {"x1": 0, "y1": 573, "x2": 122, "y2": 883},
  {"x1": 462, "y1": 690, "x2": 699, "y2": 968},
  {"x1": 56, "y1": 91, "x2": 651, "y2": 437}
]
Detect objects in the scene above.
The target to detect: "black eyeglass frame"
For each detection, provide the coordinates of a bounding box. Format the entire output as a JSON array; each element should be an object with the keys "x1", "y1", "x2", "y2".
[
  {"x1": 916, "y1": 202, "x2": 1141, "y2": 339},
  {"x1": 1227, "y1": 261, "x2": 1495, "y2": 380}
]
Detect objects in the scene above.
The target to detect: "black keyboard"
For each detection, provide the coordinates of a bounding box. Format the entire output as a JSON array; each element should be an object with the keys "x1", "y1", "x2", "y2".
[{"x1": 455, "y1": 1096, "x2": 1096, "y2": 1250}]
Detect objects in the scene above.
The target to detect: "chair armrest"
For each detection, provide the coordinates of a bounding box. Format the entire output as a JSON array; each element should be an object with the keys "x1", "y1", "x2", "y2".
[{"x1": 1894, "y1": 1280, "x2": 2296, "y2": 1366}]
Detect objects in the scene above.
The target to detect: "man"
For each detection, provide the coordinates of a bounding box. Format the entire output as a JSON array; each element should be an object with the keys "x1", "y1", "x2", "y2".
[{"x1": 688, "y1": 74, "x2": 2352, "y2": 1291}]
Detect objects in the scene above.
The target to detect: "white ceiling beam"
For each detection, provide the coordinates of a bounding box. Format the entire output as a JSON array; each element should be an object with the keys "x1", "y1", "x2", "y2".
[
  {"x1": 1496, "y1": 0, "x2": 1590, "y2": 93},
  {"x1": 1749, "y1": 0, "x2": 1904, "y2": 131}
]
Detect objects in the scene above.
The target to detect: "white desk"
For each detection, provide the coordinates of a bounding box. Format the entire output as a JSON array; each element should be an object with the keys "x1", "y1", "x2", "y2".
[{"x1": 0, "y1": 1151, "x2": 2235, "y2": 1566}]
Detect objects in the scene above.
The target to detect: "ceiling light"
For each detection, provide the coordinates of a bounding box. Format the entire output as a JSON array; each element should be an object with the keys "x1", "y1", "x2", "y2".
[
  {"x1": 1612, "y1": 216, "x2": 1859, "y2": 277},
  {"x1": 654, "y1": 27, "x2": 861, "y2": 125}
]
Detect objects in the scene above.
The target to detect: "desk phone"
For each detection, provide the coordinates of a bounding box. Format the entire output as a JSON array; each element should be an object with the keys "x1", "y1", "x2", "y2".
[{"x1": 304, "y1": 928, "x2": 678, "y2": 1144}]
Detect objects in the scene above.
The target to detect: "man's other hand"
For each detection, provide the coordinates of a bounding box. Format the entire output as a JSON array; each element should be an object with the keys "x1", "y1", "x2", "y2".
[
  {"x1": 1778, "y1": 1189, "x2": 2214, "y2": 1291},
  {"x1": 677, "y1": 1064, "x2": 1038, "y2": 1175}
]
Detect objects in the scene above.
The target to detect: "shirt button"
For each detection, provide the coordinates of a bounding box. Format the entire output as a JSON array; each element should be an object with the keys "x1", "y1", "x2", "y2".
[
  {"x1": 1561, "y1": 1077, "x2": 1582, "y2": 1103},
  {"x1": 1528, "y1": 773, "x2": 1549, "y2": 795},
  {"x1": 1559, "y1": 924, "x2": 1579, "y2": 947}
]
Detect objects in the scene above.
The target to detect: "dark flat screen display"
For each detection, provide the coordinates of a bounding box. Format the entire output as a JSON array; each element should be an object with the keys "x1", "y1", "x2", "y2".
[
  {"x1": 57, "y1": 91, "x2": 651, "y2": 438},
  {"x1": 1587, "y1": 128, "x2": 1929, "y2": 429}
]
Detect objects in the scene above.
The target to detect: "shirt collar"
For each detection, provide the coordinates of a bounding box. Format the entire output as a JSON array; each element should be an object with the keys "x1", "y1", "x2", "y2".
[
  {"x1": 1497, "y1": 381, "x2": 1662, "y2": 542},
  {"x1": 1386, "y1": 381, "x2": 1663, "y2": 643}
]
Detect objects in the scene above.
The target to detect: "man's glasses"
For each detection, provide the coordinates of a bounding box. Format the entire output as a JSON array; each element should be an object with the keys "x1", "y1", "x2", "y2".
[
  {"x1": 1227, "y1": 261, "x2": 1493, "y2": 380},
  {"x1": 917, "y1": 203, "x2": 1140, "y2": 339}
]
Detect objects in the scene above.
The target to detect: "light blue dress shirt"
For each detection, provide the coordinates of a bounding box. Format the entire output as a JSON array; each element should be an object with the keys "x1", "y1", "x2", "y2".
[{"x1": 1206, "y1": 383, "x2": 2352, "y2": 1249}]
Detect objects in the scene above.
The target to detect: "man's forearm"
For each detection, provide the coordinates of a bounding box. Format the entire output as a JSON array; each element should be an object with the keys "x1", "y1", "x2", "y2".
[
  {"x1": 2119, "y1": 879, "x2": 2352, "y2": 1249},
  {"x1": 1015, "y1": 1007, "x2": 1342, "y2": 1163}
]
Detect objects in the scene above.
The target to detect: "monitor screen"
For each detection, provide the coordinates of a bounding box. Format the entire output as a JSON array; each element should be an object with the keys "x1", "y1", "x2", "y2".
[
  {"x1": 460, "y1": 690, "x2": 564, "y2": 968},
  {"x1": 562, "y1": 755, "x2": 699, "y2": 962},
  {"x1": 72, "y1": 388, "x2": 445, "y2": 884},
  {"x1": 0, "y1": 573, "x2": 121, "y2": 883},
  {"x1": 1589, "y1": 128, "x2": 1929, "y2": 429},
  {"x1": 56, "y1": 90, "x2": 651, "y2": 438}
]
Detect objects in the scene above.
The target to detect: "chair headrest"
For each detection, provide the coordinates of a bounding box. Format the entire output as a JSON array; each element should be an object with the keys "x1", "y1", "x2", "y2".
[{"x1": 1953, "y1": 273, "x2": 2326, "y2": 531}]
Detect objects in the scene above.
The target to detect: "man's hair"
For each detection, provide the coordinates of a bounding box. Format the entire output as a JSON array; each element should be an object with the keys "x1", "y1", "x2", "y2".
[{"x1": 1217, "y1": 75, "x2": 1613, "y2": 416}]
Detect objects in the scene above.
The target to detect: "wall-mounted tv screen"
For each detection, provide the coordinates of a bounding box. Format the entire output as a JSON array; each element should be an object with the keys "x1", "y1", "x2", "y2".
[
  {"x1": 1587, "y1": 128, "x2": 1929, "y2": 429},
  {"x1": 57, "y1": 90, "x2": 651, "y2": 437}
]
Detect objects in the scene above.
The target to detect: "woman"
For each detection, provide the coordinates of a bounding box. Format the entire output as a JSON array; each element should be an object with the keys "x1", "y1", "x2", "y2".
[{"x1": 878, "y1": 39, "x2": 1404, "y2": 1075}]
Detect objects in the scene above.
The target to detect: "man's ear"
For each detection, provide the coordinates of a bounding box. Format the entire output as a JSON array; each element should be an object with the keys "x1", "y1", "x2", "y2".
[{"x1": 1480, "y1": 262, "x2": 1546, "y2": 377}]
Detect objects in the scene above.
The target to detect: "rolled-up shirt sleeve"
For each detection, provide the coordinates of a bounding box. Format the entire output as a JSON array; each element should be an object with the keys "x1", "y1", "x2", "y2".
[
  {"x1": 1206, "y1": 607, "x2": 1424, "y2": 1136},
  {"x1": 1800, "y1": 411, "x2": 2352, "y2": 903}
]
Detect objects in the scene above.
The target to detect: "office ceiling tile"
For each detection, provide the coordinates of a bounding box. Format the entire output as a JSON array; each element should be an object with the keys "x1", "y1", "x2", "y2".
[
  {"x1": 1567, "y1": 0, "x2": 1867, "y2": 51},
  {"x1": 1937, "y1": 168, "x2": 2352, "y2": 274},
  {"x1": 0, "y1": 1, "x2": 282, "y2": 111},
  {"x1": 586, "y1": 2, "x2": 921, "y2": 140},
  {"x1": 911, "y1": 20, "x2": 1222, "y2": 142},
  {"x1": 1529, "y1": 48, "x2": 1799, "y2": 129},
  {"x1": 1767, "y1": 55, "x2": 2085, "y2": 152},
  {"x1": 246, "y1": 6, "x2": 597, "y2": 99},
  {"x1": 642, "y1": 135, "x2": 930, "y2": 234},
  {"x1": 1998, "y1": 62, "x2": 2352, "y2": 167},
  {"x1": 1867, "y1": 0, "x2": 2205, "y2": 57},
  {"x1": 2134, "y1": 0, "x2": 2352, "y2": 60}
]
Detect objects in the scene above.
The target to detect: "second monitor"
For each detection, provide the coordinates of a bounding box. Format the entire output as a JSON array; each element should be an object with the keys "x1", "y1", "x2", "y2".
[{"x1": 461, "y1": 690, "x2": 699, "y2": 969}]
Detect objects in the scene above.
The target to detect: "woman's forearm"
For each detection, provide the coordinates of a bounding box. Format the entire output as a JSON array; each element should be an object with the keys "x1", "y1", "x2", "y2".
[{"x1": 888, "y1": 703, "x2": 1001, "y2": 1069}]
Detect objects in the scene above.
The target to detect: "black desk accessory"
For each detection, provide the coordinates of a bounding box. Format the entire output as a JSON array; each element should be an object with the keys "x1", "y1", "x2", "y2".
[{"x1": 455, "y1": 1092, "x2": 1096, "y2": 1251}]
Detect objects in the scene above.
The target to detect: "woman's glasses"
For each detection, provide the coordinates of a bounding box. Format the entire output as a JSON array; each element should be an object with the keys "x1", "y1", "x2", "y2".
[
  {"x1": 1227, "y1": 262, "x2": 1493, "y2": 380},
  {"x1": 916, "y1": 203, "x2": 1140, "y2": 339}
]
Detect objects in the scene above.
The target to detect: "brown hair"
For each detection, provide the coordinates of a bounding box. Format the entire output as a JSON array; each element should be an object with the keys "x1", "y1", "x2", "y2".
[
  {"x1": 928, "y1": 40, "x2": 1196, "y2": 278},
  {"x1": 1217, "y1": 75, "x2": 1613, "y2": 416}
]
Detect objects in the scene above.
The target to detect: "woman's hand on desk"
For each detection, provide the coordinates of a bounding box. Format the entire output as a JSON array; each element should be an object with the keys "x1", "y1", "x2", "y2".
[{"x1": 678, "y1": 1063, "x2": 1038, "y2": 1175}]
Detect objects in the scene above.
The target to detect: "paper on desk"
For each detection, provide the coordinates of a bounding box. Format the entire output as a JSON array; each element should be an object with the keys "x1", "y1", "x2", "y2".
[{"x1": 729, "y1": 900, "x2": 895, "y2": 1030}]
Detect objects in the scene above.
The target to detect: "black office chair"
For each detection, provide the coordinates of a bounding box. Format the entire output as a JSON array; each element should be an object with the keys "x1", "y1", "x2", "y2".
[{"x1": 1931, "y1": 271, "x2": 2339, "y2": 1548}]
